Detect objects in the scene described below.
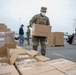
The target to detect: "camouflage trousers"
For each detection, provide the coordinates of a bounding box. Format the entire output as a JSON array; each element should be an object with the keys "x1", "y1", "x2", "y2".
[
  {"x1": 32, "y1": 36, "x2": 46, "y2": 56},
  {"x1": 26, "y1": 35, "x2": 30, "y2": 45}
]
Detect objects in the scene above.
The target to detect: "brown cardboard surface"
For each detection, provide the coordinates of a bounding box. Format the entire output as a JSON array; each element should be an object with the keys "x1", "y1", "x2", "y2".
[
  {"x1": 16, "y1": 46, "x2": 24, "y2": 49},
  {"x1": 35, "y1": 55, "x2": 50, "y2": 62},
  {"x1": 10, "y1": 50, "x2": 19, "y2": 65},
  {"x1": 58, "y1": 64, "x2": 76, "y2": 75},
  {"x1": 48, "y1": 33, "x2": 54, "y2": 46},
  {"x1": 32, "y1": 24, "x2": 51, "y2": 37},
  {"x1": 0, "y1": 32, "x2": 5, "y2": 37},
  {"x1": 27, "y1": 50, "x2": 38, "y2": 56},
  {"x1": 4, "y1": 43, "x2": 16, "y2": 48},
  {"x1": 0, "y1": 58, "x2": 10, "y2": 64},
  {"x1": 0, "y1": 47, "x2": 10, "y2": 58},
  {"x1": 10, "y1": 48, "x2": 27, "y2": 55},
  {"x1": 36, "y1": 70, "x2": 65, "y2": 75},
  {"x1": 0, "y1": 65, "x2": 19, "y2": 75},
  {"x1": 17, "y1": 49, "x2": 27, "y2": 55},
  {"x1": 48, "y1": 32, "x2": 64, "y2": 46},
  {"x1": 0, "y1": 50, "x2": 19, "y2": 65},
  {"x1": 46, "y1": 58, "x2": 76, "y2": 69},
  {"x1": 17, "y1": 62, "x2": 55, "y2": 75}
]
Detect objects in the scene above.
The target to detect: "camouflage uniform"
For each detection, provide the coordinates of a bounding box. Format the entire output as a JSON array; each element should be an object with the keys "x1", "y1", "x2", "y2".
[
  {"x1": 29, "y1": 7, "x2": 50, "y2": 56},
  {"x1": 26, "y1": 27, "x2": 30, "y2": 45}
]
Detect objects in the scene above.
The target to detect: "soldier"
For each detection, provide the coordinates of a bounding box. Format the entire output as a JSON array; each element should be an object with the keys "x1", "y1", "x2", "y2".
[
  {"x1": 26, "y1": 26, "x2": 31, "y2": 45},
  {"x1": 29, "y1": 7, "x2": 50, "y2": 56}
]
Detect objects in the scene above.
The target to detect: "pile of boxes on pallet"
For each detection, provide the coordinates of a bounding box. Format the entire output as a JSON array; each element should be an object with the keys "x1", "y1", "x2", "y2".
[
  {"x1": 0, "y1": 46, "x2": 76, "y2": 75},
  {"x1": 0, "y1": 23, "x2": 76, "y2": 75},
  {"x1": 48, "y1": 32, "x2": 64, "y2": 47},
  {"x1": 0, "y1": 23, "x2": 16, "y2": 48},
  {"x1": 32, "y1": 24, "x2": 64, "y2": 47}
]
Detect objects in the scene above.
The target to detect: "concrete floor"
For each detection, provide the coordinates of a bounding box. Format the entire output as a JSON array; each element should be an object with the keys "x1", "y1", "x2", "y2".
[{"x1": 17, "y1": 39, "x2": 76, "y2": 62}]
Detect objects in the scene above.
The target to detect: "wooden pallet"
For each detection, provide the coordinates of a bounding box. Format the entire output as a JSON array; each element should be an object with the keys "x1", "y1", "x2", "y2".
[{"x1": 51, "y1": 45, "x2": 64, "y2": 47}]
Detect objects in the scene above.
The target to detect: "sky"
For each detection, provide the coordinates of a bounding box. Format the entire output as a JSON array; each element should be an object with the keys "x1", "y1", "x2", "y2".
[{"x1": 0, "y1": 0, "x2": 76, "y2": 34}]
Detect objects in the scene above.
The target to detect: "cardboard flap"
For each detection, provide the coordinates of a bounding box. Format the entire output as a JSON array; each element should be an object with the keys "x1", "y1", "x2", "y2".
[
  {"x1": 35, "y1": 55, "x2": 50, "y2": 62},
  {"x1": 18, "y1": 49, "x2": 27, "y2": 54},
  {"x1": 10, "y1": 50, "x2": 19, "y2": 65},
  {"x1": 27, "y1": 50, "x2": 38, "y2": 56}
]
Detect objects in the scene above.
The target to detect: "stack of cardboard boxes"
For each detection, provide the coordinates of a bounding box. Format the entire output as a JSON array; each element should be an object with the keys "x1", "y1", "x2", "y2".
[
  {"x1": 48, "y1": 32, "x2": 64, "y2": 47},
  {"x1": 0, "y1": 23, "x2": 16, "y2": 48},
  {"x1": 0, "y1": 23, "x2": 10, "y2": 32},
  {"x1": 0, "y1": 24, "x2": 76, "y2": 75},
  {"x1": 0, "y1": 46, "x2": 76, "y2": 75}
]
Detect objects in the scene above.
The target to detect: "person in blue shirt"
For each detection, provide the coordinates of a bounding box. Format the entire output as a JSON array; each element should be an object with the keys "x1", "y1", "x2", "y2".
[{"x1": 19, "y1": 24, "x2": 25, "y2": 46}]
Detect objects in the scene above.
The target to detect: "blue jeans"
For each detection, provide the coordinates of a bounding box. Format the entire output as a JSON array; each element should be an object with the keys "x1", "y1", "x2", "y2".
[{"x1": 19, "y1": 35, "x2": 25, "y2": 45}]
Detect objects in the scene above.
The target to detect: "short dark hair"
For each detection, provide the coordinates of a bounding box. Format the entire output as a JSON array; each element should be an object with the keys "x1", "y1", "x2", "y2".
[
  {"x1": 21, "y1": 24, "x2": 24, "y2": 27},
  {"x1": 27, "y1": 26, "x2": 29, "y2": 28}
]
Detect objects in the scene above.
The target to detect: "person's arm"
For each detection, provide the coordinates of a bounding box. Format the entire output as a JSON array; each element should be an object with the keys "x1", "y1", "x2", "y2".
[
  {"x1": 29, "y1": 15, "x2": 37, "y2": 27},
  {"x1": 46, "y1": 17, "x2": 50, "y2": 26}
]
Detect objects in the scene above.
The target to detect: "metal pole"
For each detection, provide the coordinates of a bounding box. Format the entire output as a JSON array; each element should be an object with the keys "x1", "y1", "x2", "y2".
[{"x1": 19, "y1": 18, "x2": 21, "y2": 27}]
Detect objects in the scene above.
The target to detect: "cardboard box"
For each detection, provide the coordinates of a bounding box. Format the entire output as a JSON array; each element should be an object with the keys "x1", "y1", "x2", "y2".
[
  {"x1": 16, "y1": 46, "x2": 24, "y2": 49},
  {"x1": 48, "y1": 32, "x2": 64, "y2": 46},
  {"x1": 16, "y1": 62, "x2": 55, "y2": 75},
  {"x1": 35, "y1": 55, "x2": 50, "y2": 62},
  {"x1": 46, "y1": 58, "x2": 76, "y2": 69},
  {"x1": 0, "y1": 50, "x2": 19, "y2": 65},
  {"x1": 15, "y1": 50, "x2": 39, "y2": 66},
  {"x1": 0, "y1": 65, "x2": 19, "y2": 75},
  {"x1": 4, "y1": 43, "x2": 16, "y2": 48},
  {"x1": 27, "y1": 50, "x2": 38, "y2": 57},
  {"x1": 32, "y1": 24, "x2": 51, "y2": 37},
  {"x1": 58, "y1": 64, "x2": 76, "y2": 75},
  {"x1": 0, "y1": 47, "x2": 10, "y2": 58},
  {"x1": 0, "y1": 31, "x2": 15, "y2": 47},
  {"x1": 15, "y1": 50, "x2": 51, "y2": 66},
  {"x1": 48, "y1": 33, "x2": 54, "y2": 46},
  {"x1": 36, "y1": 70, "x2": 65, "y2": 75},
  {"x1": 0, "y1": 32, "x2": 6, "y2": 37},
  {"x1": 15, "y1": 55, "x2": 50, "y2": 66}
]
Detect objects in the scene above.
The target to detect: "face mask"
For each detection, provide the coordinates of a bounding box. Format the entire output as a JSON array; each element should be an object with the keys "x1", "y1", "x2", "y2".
[{"x1": 41, "y1": 12, "x2": 46, "y2": 16}]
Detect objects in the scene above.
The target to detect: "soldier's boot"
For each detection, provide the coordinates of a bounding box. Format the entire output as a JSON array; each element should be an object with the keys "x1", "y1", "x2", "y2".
[
  {"x1": 33, "y1": 45, "x2": 37, "y2": 51},
  {"x1": 41, "y1": 49, "x2": 46, "y2": 56}
]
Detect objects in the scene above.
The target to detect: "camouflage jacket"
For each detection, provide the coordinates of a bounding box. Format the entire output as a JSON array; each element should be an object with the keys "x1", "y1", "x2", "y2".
[
  {"x1": 26, "y1": 28, "x2": 30, "y2": 36},
  {"x1": 29, "y1": 14, "x2": 50, "y2": 27}
]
